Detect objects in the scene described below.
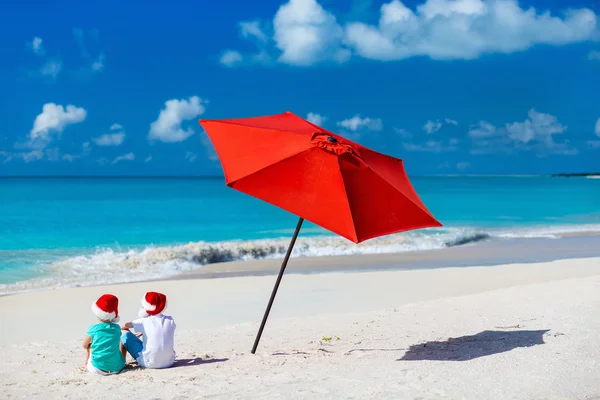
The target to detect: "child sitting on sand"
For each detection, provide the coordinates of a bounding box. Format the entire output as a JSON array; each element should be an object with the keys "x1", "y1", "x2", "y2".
[
  {"x1": 120, "y1": 291, "x2": 176, "y2": 369},
  {"x1": 82, "y1": 294, "x2": 126, "y2": 375}
]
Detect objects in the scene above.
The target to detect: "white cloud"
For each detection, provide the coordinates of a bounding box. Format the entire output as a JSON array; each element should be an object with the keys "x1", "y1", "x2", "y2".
[
  {"x1": 424, "y1": 118, "x2": 458, "y2": 134},
  {"x1": 0, "y1": 151, "x2": 12, "y2": 164},
  {"x1": 595, "y1": 118, "x2": 600, "y2": 137},
  {"x1": 145, "y1": 155, "x2": 153, "y2": 163},
  {"x1": 112, "y1": 153, "x2": 135, "y2": 164},
  {"x1": 62, "y1": 154, "x2": 79, "y2": 162},
  {"x1": 94, "y1": 133, "x2": 125, "y2": 146},
  {"x1": 227, "y1": 0, "x2": 597, "y2": 66},
  {"x1": 587, "y1": 140, "x2": 600, "y2": 149},
  {"x1": 505, "y1": 109, "x2": 566, "y2": 144},
  {"x1": 469, "y1": 109, "x2": 575, "y2": 155},
  {"x1": 589, "y1": 50, "x2": 600, "y2": 61},
  {"x1": 240, "y1": 20, "x2": 268, "y2": 42},
  {"x1": 93, "y1": 123, "x2": 126, "y2": 146},
  {"x1": 345, "y1": 0, "x2": 597, "y2": 61},
  {"x1": 468, "y1": 121, "x2": 497, "y2": 138},
  {"x1": 92, "y1": 53, "x2": 105, "y2": 71},
  {"x1": 21, "y1": 150, "x2": 44, "y2": 163},
  {"x1": 185, "y1": 152, "x2": 198, "y2": 162},
  {"x1": 273, "y1": 0, "x2": 350, "y2": 66},
  {"x1": 423, "y1": 120, "x2": 442, "y2": 134},
  {"x1": 72, "y1": 28, "x2": 105, "y2": 73},
  {"x1": 149, "y1": 96, "x2": 207, "y2": 143},
  {"x1": 449, "y1": 138, "x2": 460, "y2": 145},
  {"x1": 337, "y1": 115, "x2": 382, "y2": 131},
  {"x1": 457, "y1": 161, "x2": 470, "y2": 170},
  {"x1": 306, "y1": 112, "x2": 326, "y2": 126},
  {"x1": 200, "y1": 133, "x2": 219, "y2": 162},
  {"x1": 220, "y1": 50, "x2": 244, "y2": 67},
  {"x1": 403, "y1": 140, "x2": 458, "y2": 152},
  {"x1": 27, "y1": 103, "x2": 87, "y2": 148},
  {"x1": 40, "y1": 59, "x2": 62, "y2": 79},
  {"x1": 27, "y1": 37, "x2": 45, "y2": 56}
]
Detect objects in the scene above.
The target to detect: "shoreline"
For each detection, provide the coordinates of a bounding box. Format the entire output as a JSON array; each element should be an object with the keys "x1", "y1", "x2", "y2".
[{"x1": 1, "y1": 234, "x2": 600, "y2": 296}]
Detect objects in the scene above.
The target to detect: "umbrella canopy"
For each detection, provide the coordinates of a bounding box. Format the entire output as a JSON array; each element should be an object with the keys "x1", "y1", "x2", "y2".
[
  {"x1": 200, "y1": 111, "x2": 441, "y2": 243},
  {"x1": 199, "y1": 111, "x2": 441, "y2": 353}
]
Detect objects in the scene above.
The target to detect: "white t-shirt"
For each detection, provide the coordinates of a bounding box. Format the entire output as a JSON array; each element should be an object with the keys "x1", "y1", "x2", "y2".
[{"x1": 132, "y1": 314, "x2": 176, "y2": 369}]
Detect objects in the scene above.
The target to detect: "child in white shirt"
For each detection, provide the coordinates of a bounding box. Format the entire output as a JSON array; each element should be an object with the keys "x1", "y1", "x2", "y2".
[{"x1": 120, "y1": 291, "x2": 176, "y2": 369}]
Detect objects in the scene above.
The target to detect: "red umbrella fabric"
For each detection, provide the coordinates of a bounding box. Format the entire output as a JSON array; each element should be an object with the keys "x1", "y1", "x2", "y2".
[
  {"x1": 200, "y1": 111, "x2": 441, "y2": 243},
  {"x1": 199, "y1": 111, "x2": 441, "y2": 352}
]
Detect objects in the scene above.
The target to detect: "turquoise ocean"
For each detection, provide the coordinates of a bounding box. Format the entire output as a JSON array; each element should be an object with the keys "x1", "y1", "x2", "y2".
[{"x1": 1, "y1": 176, "x2": 599, "y2": 294}]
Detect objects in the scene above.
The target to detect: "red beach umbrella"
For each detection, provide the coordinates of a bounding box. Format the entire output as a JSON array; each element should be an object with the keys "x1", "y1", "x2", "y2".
[{"x1": 199, "y1": 111, "x2": 441, "y2": 353}]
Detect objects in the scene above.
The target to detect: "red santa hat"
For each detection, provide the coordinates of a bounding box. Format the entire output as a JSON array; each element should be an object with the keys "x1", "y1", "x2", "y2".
[
  {"x1": 91, "y1": 294, "x2": 120, "y2": 322},
  {"x1": 139, "y1": 291, "x2": 167, "y2": 318}
]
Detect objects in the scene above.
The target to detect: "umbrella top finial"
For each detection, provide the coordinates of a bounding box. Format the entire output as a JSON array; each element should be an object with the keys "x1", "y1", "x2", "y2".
[{"x1": 327, "y1": 136, "x2": 338, "y2": 144}]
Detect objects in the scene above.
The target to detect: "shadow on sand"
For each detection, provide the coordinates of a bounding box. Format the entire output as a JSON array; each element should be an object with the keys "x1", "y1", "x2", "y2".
[
  {"x1": 171, "y1": 357, "x2": 229, "y2": 368},
  {"x1": 398, "y1": 329, "x2": 550, "y2": 362}
]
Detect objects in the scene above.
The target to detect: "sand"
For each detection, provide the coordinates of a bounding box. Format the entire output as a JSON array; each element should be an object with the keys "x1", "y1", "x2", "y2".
[{"x1": 2, "y1": 257, "x2": 600, "y2": 399}]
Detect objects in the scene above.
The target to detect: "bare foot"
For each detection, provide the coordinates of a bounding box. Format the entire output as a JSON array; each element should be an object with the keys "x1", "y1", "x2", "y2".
[{"x1": 80, "y1": 364, "x2": 87, "y2": 371}]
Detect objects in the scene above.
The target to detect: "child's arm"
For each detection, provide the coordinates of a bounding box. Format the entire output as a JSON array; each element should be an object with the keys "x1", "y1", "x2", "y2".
[
  {"x1": 120, "y1": 322, "x2": 133, "y2": 331},
  {"x1": 82, "y1": 334, "x2": 91, "y2": 349},
  {"x1": 81, "y1": 335, "x2": 92, "y2": 369}
]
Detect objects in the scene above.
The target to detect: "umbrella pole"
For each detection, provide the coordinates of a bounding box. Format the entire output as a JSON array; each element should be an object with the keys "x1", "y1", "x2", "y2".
[{"x1": 251, "y1": 217, "x2": 304, "y2": 354}]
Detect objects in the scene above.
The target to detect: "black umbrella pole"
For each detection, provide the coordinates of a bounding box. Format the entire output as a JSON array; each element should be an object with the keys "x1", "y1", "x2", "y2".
[{"x1": 251, "y1": 217, "x2": 304, "y2": 354}]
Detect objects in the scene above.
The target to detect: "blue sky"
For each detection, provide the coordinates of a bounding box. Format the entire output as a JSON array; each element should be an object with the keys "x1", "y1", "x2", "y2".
[{"x1": 0, "y1": 0, "x2": 599, "y2": 176}]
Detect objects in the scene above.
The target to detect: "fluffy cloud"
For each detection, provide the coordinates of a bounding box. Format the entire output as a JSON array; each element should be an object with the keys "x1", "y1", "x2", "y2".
[
  {"x1": 423, "y1": 120, "x2": 442, "y2": 134},
  {"x1": 240, "y1": 21, "x2": 269, "y2": 42},
  {"x1": 27, "y1": 103, "x2": 87, "y2": 148},
  {"x1": 273, "y1": 0, "x2": 350, "y2": 66},
  {"x1": 589, "y1": 51, "x2": 600, "y2": 61},
  {"x1": 423, "y1": 118, "x2": 458, "y2": 134},
  {"x1": 20, "y1": 150, "x2": 44, "y2": 163},
  {"x1": 220, "y1": 50, "x2": 244, "y2": 67},
  {"x1": 337, "y1": 115, "x2": 383, "y2": 131},
  {"x1": 145, "y1": 155, "x2": 153, "y2": 163},
  {"x1": 40, "y1": 60, "x2": 62, "y2": 79},
  {"x1": 72, "y1": 28, "x2": 105, "y2": 73},
  {"x1": 468, "y1": 121, "x2": 497, "y2": 138},
  {"x1": 112, "y1": 153, "x2": 135, "y2": 164},
  {"x1": 403, "y1": 140, "x2": 458, "y2": 152},
  {"x1": 306, "y1": 112, "x2": 326, "y2": 126},
  {"x1": 469, "y1": 109, "x2": 575, "y2": 155},
  {"x1": 93, "y1": 124, "x2": 125, "y2": 146},
  {"x1": 27, "y1": 37, "x2": 45, "y2": 56},
  {"x1": 224, "y1": 0, "x2": 597, "y2": 66},
  {"x1": 149, "y1": 96, "x2": 207, "y2": 143},
  {"x1": 595, "y1": 118, "x2": 600, "y2": 137},
  {"x1": 92, "y1": 53, "x2": 105, "y2": 72}
]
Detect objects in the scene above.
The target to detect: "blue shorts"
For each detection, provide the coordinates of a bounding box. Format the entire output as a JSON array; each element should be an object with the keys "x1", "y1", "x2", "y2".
[{"x1": 121, "y1": 331, "x2": 143, "y2": 360}]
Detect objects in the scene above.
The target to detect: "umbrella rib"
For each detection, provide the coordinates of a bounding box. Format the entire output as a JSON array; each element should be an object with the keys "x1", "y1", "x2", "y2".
[
  {"x1": 227, "y1": 148, "x2": 313, "y2": 187},
  {"x1": 365, "y1": 163, "x2": 439, "y2": 222},
  {"x1": 336, "y1": 158, "x2": 359, "y2": 243},
  {"x1": 201, "y1": 119, "x2": 320, "y2": 136}
]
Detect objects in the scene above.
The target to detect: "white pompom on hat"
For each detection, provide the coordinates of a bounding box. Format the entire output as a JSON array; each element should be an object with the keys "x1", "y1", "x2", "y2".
[
  {"x1": 138, "y1": 291, "x2": 167, "y2": 318},
  {"x1": 91, "y1": 294, "x2": 120, "y2": 323}
]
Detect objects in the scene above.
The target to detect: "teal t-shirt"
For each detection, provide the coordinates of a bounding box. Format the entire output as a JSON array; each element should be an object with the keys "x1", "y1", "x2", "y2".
[{"x1": 87, "y1": 322, "x2": 125, "y2": 372}]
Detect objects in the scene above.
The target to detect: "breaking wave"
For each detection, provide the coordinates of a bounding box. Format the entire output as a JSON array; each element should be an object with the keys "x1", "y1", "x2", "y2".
[{"x1": 0, "y1": 228, "x2": 490, "y2": 294}]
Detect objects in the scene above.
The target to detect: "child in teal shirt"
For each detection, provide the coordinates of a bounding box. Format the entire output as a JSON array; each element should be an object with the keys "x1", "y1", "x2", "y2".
[{"x1": 82, "y1": 294, "x2": 125, "y2": 375}]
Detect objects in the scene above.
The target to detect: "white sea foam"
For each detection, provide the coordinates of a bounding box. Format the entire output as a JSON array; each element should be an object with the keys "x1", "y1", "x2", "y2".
[{"x1": 1, "y1": 224, "x2": 599, "y2": 295}]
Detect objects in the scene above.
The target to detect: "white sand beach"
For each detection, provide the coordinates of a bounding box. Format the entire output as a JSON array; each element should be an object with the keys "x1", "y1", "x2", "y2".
[{"x1": 2, "y1": 256, "x2": 600, "y2": 399}]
